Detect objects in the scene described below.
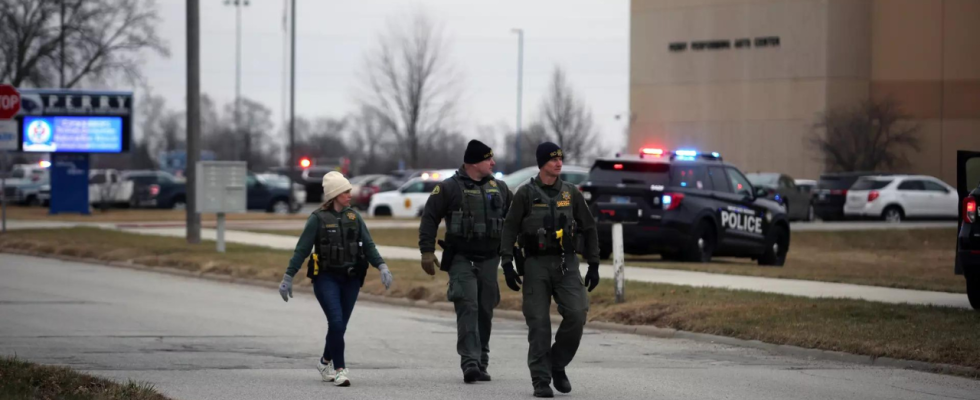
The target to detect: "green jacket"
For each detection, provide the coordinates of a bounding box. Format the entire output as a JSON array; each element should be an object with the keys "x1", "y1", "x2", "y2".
[
  {"x1": 500, "y1": 175, "x2": 600, "y2": 265},
  {"x1": 285, "y1": 207, "x2": 385, "y2": 277}
]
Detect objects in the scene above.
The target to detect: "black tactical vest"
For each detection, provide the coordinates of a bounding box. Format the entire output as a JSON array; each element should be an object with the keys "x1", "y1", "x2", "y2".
[
  {"x1": 306, "y1": 209, "x2": 363, "y2": 279},
  {"x1": 445, "y1": 174, "x2": 506, "y2": 254},
  {"x1": 521, "y1": 179, "x2": 578, "y2": 255}
]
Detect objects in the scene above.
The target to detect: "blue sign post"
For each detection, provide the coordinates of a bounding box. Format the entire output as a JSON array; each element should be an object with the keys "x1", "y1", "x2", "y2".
[{"x1": 49, "y1": 153, "x2": 90, "y2": 215}]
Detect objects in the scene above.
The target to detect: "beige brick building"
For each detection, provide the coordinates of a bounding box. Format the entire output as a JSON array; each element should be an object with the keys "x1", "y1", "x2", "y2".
[{"x1": 629, "y1": 0, "x2": 980, "y2": 184}]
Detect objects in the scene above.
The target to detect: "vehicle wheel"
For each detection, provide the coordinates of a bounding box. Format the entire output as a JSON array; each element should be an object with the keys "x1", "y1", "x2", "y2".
[
  {"x1": 374, "y1": 206, "x2": 392, "y2": 217},
  {"x1": 806, "y1": 204, "x2": 815, "y2": 222},
  {"x1": 270, "y1": 199, "x2": 290, "y2": 214},
  {"x1": 758, "y1": 225, "x2": 789, "y2": 267},
  {"x1": 882, "y1": 206, "x2": 903, "y2": 223},
  {"x1": 27, "y1": 195, "x2": 40, "y2": 207},
  {"x1": 599, "y1": 247, "x2": 612, "y2": 260},
  {"x1": 171, "y1": 196, "x2": 187, "y2": 210},
  {"x1": 967, "y1": 269, "x2": 980, "y2": 310},
  {"x1": 683, "y1": 220, "x2": 715, "y2": 263}
]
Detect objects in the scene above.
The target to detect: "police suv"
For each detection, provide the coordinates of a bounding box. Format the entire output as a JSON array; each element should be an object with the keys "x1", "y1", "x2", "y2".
[{"x1": 580, "y1": 148, "x2": 791, "y2": 265}]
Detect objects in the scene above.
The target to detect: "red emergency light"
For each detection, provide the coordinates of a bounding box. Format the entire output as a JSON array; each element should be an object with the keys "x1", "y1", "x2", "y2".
[{"x1": 640, "y1": 148, "x2": 664, "y2": 157}]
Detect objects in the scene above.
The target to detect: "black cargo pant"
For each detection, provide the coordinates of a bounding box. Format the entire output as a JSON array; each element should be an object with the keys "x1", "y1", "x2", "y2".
[
  {"x1": 447, "y1": 253, "x2": 501, "y2": 372},
  {"x1": 522, "y1": 254, "x2": 589, "y2": 387}
]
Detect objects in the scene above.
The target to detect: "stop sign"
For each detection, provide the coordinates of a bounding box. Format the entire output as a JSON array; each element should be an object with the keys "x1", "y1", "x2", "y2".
[{"x1": 0, "y1": 84, "x2": 21, "y2": 120}]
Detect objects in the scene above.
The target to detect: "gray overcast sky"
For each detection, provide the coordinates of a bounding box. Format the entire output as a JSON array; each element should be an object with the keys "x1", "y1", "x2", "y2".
[{"x1": 142, "y1": 0, "x2": 629, "y2": 157}]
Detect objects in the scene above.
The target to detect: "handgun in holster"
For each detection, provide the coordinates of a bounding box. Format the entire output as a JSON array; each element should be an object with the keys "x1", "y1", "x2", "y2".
[{"x1": 438, "y1": 239, "x2": 455, "y2": 271}]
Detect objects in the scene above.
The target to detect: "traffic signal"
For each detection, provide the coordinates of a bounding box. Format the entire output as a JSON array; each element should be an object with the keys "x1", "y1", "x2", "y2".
[{"x1": 299, "y1": 157, "x2": 312, "y2": 169}]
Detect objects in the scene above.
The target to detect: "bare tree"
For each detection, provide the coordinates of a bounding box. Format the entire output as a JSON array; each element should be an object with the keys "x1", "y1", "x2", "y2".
[
  {"x1": 499, "y1": 122, "x2": 551, "y2": 170},
  {"x1": 231, "y1": 98, "x2": 275, "y2": 169},
  {"x1": 0, "y1": 0, "x2": 169, "y2": 88},
  {"x1": 347, "y1": 106, "x2": 394, "y2": 175},
  {"x1": 809, "y1": 98, "x2": 922, "y2": 172},
  {"x1": 540, "y1": 66, "x2": 602, "y2": 165},
  {"x1": 360, "y1": 10, "x2": 459, "y2": 169}
]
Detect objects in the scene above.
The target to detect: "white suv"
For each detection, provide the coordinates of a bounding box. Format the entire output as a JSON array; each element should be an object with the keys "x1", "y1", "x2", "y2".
[{"x1": 844, "y1": 175, "x2": 958, "y2": 222}]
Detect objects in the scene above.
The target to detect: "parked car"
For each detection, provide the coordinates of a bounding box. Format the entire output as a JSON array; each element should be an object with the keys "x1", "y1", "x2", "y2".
[
  {"x1": 844, "y1": 175, "x2": 958, "y2": 222},
  {"x1": 368, "y1": 177, "x2": 441, "y2": 218},
  {"x1": 813, "y1": 171, "x2": 887, "y2": 220},
  {"x1": 352, "y1": 174, "x2": 400, "y2": 210},
  {"x1": 795, "y1": 179, "x2": 817, "y2": 195},
  {"x1": 502, "y1": 165, "x2": 590, "y2": 191},
  {"x1": 256, "y1": 173, "x2": 306, "y2": 209},
  {"x1": 746, "y1": 173, "x2": 814, "y2": 221},
  {"x1": 126, "y1": 170, "x2": 187, "y2": 209},
  {"x1": 248, "y1": 172, "x2": 301, "y2": 214},
  {"x1": 4, "y1": 169, "x2": 49, "y2": 206},
  {"x1": 89, "y1": 169, "x2": 134, "y2": 208},
  {"x1": 955, "y1": 151, "x2": 980, "y2": 310}
]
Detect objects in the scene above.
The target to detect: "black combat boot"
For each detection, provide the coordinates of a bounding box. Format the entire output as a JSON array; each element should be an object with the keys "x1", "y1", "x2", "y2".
[
  {"x1": 477, "y1": 367, "x2": 491, "y2": 382},
  {"x1": 463, "y1": 366, "x2": 481, "y2": 384},
  {"x1": 552, "y1": 369, "x2": 571, "y2": 393},
  {"x1": 533, "y1": 384, "x2": 555, "y2": 398}
]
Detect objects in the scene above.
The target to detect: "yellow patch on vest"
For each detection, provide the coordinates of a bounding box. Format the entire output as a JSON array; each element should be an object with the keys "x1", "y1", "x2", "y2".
[
  {"x1": 489, "y1": 180, "x2": 497, "y2": 188},
  {"x1": 346, "y1": 212, "x2": 356, "y2": 221},
  {"x1": 556, "y1": 200, "x2": 571, "y2": 207},
  {"x1": 324, "y1": 223, "x2": 339, "y2": 228},
  {"x1": 562, "y1": 191, "x2": 571, "y2": 200}
]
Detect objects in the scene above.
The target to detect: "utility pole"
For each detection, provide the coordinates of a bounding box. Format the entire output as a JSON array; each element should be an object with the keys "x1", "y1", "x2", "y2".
[
  {"x1": 511, "y1": 28, "x2": 524, "y2": 171},
  {"x1": 289, "y1": 0, "x2": 297, "y2": 180},
  {"x1": 186, "y1": 0, "x2": 201, "y2": 244}
]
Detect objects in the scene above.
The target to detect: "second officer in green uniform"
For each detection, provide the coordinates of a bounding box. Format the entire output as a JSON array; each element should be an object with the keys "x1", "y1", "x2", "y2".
[
  {"x1": 418, "y1": 140, "x2": 512, "y2": 384},
  {"x1": 499, "y1": 142, "x2": 601, "y2": 398}
]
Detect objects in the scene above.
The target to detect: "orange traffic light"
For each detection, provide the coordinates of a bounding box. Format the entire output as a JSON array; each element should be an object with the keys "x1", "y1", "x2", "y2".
[{"x1": 299, "y1": 158, "x2": 312, "y2": 169}]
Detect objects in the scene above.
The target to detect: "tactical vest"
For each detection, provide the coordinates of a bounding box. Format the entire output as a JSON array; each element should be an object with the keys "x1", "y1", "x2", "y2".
[
  {"x1": 306, "y1": 209, "x2": 363, "y2": 279},
  {"x1": 446, "y1": 174, "x2": 506, "y2": 253},
  {"x1": 521, "y1": 179, "x2": 578, "y2": 256}
]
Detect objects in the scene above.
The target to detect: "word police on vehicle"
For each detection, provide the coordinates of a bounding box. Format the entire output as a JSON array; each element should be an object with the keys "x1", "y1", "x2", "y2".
[{"x1": 721, "y1": 206, "x2": 765, "y2": 235}]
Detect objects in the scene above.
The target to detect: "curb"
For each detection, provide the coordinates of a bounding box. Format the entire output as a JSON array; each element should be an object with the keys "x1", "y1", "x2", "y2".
[{"x1": 1, "y1": 248, "x2": 977, "y2": 379}]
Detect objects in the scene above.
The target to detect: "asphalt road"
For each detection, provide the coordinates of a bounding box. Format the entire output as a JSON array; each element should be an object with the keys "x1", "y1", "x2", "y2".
[{"x1": 1, "y1": 254, "x2": 978, "y2": 400}]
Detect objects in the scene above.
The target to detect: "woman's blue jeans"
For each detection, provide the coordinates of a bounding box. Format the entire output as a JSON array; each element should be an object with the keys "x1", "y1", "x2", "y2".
[{"x1": 312, "y1": 272, "x2": 362, "y2": 369}]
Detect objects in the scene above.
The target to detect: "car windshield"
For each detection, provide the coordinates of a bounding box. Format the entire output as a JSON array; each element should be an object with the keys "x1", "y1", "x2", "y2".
[
  {"x1": 257, "y1": 174, "x2": 291, "y2": 189},
  {"x1": 818, "y1": 175, "x2": 862, "y2": 190},
  {"x1": 851, "y1": 179, "x2": 892, "y2": 190},
  {"x1": 502, "y1": 167, "x2": 539, "y2": 188},
  {"x1": 589, "y1": 160, "x2": 670, "y2": 186},
  {"x1": 746, "y1": 173, "x2": 779, "y2": 187}
]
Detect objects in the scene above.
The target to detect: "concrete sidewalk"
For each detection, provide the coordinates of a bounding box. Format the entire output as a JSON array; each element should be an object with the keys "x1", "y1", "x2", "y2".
[{"x1": 118, "y1": 227, "x2": 971, "y2": 309}]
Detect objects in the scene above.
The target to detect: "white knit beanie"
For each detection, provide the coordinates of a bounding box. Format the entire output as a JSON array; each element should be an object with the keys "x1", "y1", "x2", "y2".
[{"x1": 322, "y1": 171, "x2": 352, "y2": 202}]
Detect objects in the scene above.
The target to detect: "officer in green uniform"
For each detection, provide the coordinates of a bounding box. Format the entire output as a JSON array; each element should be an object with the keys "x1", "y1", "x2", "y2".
[
  {"x1": 419, "y1": 140, "x2": 512, "y2": 384},
  {"x1": 499, "y1": 142, "x2": 600, "y2": 398}
]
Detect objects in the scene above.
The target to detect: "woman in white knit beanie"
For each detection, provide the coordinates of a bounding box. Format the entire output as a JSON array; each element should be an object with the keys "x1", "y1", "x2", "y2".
[{"x1": 278, "y1": 171, "x2": 393, "y2": 387}]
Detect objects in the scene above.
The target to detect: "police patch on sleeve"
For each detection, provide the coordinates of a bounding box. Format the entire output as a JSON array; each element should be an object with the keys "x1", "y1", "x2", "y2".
[{"x1": 431, "y1": 185, "x2": 441, "y2": 195}]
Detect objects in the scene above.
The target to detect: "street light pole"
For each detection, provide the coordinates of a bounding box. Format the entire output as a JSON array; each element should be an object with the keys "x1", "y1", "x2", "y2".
[
  {"x1": 289, "y1": 0, "x2": 296, "y2": 180},
  {"x1": 511, "y1": 28, "x2": 524, "y2": 171},
  {"x1": 224, "y1": 0, "x2": 248, "y2": 161}
]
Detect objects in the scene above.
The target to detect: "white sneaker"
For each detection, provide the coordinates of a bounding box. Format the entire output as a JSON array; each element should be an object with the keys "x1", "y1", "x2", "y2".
[
  {"x1": 316, "y1": 360, "x2": 335, "y2": 382},
  {"x1": 333, "y1": 368, "x2": 351, "y2": 387}
]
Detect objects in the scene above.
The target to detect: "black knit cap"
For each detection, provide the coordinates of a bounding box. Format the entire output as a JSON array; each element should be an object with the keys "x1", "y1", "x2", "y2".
[
  {"x1": 464, "y1": 140, "x2": 493, "y2": 164},
  {"x1": 536, "y1": 142, "x2": 563, "y2": 168}
]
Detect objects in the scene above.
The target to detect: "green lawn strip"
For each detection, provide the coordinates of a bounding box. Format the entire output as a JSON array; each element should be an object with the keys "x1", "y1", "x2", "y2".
[
  {"x1": 2, "y1": 227, "x2": 977, "y2": 371},
  {"x1": 0, "y1": 357, "x2": 171, "y2": 400}
]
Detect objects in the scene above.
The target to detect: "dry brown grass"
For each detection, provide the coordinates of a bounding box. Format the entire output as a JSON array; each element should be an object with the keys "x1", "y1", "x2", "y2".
[
  {"x1": 256, "y1": 227, "x2": 962, "y2": 293},
  {"x1": 1, "y1": 227, "x2": 979, "y2": 371},
  {"x1": 0, "y1": 356, "x2": 171, "y2": 400},
  {"x1": 4, "y1": 207, "x2": 309, "y2": 222}
]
